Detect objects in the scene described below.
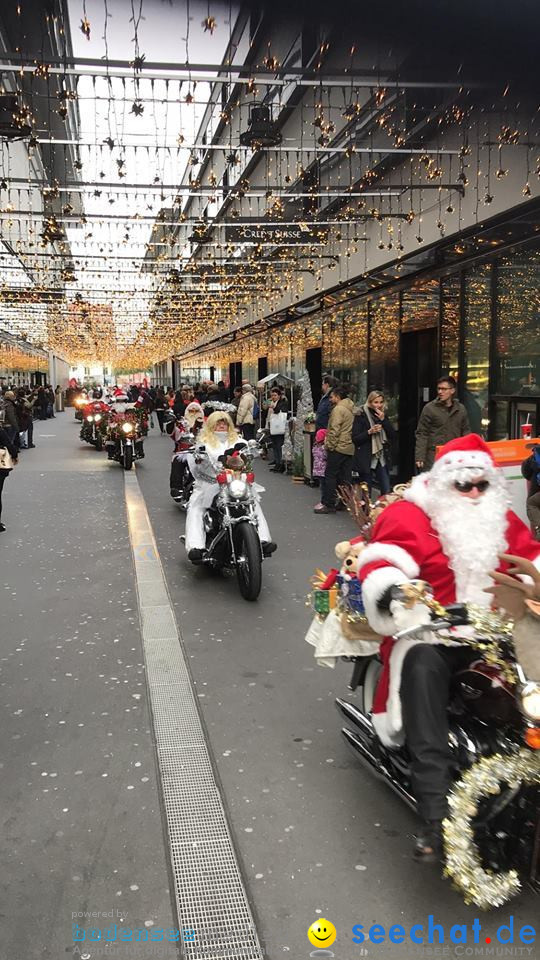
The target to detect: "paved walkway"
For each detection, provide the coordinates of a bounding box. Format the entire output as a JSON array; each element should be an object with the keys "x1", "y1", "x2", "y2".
[{"x1": 1, "y1": 413, "x2": 537, "y2": 960}]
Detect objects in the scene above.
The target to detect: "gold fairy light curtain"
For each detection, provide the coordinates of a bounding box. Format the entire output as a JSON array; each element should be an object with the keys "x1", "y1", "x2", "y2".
[
  {"x1": 0, "y1": 344, "x2": 48, "y2": 373},
  {"x1": 0, "y1": 1, "x2": 538, "y2": 371}
]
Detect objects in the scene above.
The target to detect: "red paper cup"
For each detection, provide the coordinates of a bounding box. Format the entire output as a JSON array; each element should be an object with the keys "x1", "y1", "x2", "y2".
[{"x1": 521, "y1": 423, "x2": 532, "y2": 438}]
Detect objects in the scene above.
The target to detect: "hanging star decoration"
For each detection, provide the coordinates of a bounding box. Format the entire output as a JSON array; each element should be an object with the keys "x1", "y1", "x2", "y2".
[
  {"x1": 130, "y1": 54, "x2": 146, "y2": 73},
  {"x1": 131, "y1": 101, "x2": 144, "y2": 116},
  {"x1": 202, "y1": 15, "x2": 217, "y2": 33},
  {"x1": 80, "y1": 17, "x2": 91, "y2": 40}
]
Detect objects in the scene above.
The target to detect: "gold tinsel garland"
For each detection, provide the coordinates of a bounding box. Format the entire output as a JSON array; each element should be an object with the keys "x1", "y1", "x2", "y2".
[{"x1": 443, "y1": 749, "x2": 540, "y2": 909}]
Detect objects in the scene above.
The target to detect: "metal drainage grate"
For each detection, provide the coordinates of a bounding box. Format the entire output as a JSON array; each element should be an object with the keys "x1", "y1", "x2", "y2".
[{"x1": 124, "y1": 472, "x2": 263, "y2": 960}]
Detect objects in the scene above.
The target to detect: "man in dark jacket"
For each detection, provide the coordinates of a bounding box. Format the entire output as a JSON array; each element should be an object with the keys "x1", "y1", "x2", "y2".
[
  {"x1": 522, "y1": 446, "x2": 540, "y2": 539},
  {"x1": 0, "y1": 422, "x2": 18, "y2": 530},
  {"x1": 315, "y1": 375, "x2": 338, "y2": 431},
  {"x1": 415, "y1": 376, "x2": 470, "y2": 471},
  {"x1": 314, "y1": 386, "x2": 354, "y2": 513},
  {"x1": 1, "y1": 391, "x2": 21, "y2": 450}
]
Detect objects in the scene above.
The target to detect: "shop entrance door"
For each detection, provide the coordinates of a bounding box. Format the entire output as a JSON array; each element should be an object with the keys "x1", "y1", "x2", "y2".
[
  {"x1": 258, "y1": 356, "x2": 268, "y2": 381},
  {"x1": 305, "y1": 346, "x2": 322, "y2": 407},
  {"x1": 228, "y1": 361, "x2": 242, "y2": 393},
  {"x1": 398, "y1": 328, "x2": 438, "y2": 481}
]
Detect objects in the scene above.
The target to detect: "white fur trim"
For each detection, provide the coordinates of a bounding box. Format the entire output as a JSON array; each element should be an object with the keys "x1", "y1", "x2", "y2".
[
  {"x1": 403, "y1": 473, "x2": 430, "y2": 512},
  {"x1": 389, "y1": 600, "x2": 433, "y2": 632},
  {"x1": 361, "y1": 566, "x2": 410, "y2": 636},
  {"x1": 432, "y1": 450, "x2": 494, "y2": 476},
  {"x1": 372, "y1": 711, "x2": 404, "y2": 748},
  {"x1": 356, "y1": 542, "x2": 420, "y2": 579},
  {"x1": 384, "y1": 636, "x2": 422, "y2": 745},
  {"x1": 373, "y1": 631, "x2": 464, "y2": 748}
]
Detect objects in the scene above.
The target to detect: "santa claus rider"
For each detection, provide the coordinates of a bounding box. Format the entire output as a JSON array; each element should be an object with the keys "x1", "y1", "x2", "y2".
[
  {"x1": 357, "y1": 434, "x2": 540, "y2": 862},
  {"x1": 185, "y1": 411, "x2": 276, "y2": 564}
]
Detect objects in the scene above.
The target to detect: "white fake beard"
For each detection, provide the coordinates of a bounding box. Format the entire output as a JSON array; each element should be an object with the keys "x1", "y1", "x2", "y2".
[{"x1": 424, "y1": 469, "x2": 509, "y2": 606}]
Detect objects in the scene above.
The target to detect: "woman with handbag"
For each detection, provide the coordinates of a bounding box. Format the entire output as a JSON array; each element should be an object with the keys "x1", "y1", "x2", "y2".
[
  {"x1": 0, "y1": 424, "x2": 18, "y2": 532},
  {"x1": 351, "y1": 390, "x2": 395, "y2": 495},
  {"x1": 267, "y1": 386, "x2": 289, "y2": 473}
]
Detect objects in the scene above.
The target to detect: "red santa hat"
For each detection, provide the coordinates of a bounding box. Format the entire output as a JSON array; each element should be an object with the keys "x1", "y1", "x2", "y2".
[{"x1": 432, "y1": 433, "x2": 496, "y2": 477}]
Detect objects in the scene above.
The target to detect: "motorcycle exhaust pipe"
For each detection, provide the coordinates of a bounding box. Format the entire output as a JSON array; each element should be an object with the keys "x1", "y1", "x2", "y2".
[
  {"x1": 341, "y1": 727, "x2": 417, "y2": 811},
  {"x1": 335, "y1": 697, "x2": 375, "y2": 738}
]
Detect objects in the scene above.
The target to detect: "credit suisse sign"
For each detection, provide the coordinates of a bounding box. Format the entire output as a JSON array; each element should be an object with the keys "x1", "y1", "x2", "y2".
[{"x1": 225, "y1": 224, "x2": 328, "y2": 244}]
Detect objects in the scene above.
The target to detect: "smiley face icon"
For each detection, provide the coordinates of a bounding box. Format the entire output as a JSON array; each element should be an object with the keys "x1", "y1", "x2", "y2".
[{"x1": 307, "y1": 918, "x2": 337, "y2": 948}]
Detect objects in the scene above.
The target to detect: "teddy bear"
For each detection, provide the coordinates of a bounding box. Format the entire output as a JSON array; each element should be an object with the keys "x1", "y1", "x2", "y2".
[{"x1": 334, "y1": 537, "x2": 366, "y2": 580}]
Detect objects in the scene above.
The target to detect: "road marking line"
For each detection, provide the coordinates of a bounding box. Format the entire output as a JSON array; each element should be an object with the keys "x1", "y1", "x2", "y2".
[{"x1": 124, "y1": 469, "x2": 263, "y2": 960}]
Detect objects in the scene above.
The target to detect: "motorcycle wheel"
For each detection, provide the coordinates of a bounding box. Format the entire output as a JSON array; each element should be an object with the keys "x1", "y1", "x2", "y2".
[
  {"x1": 360, "y1": 659, "x2": 381, "y2": 714},
  {"x1": 95, "y1": 434, "x2": 103, "y2": 452},
  {"x1": 444, "y1": 751, "x2": 540, "y2": 908},
  {"x1": 123, "y1": 446, "x2": 133, "y2": 471},
  {"x1": 234, "y1": 523, "x2": 262, "y2": 601}
]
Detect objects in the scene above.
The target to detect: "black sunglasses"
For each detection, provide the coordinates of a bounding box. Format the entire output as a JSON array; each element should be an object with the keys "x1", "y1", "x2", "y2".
[{"x1": 454, "y1": 479, "x2": 490, "y2": 493}]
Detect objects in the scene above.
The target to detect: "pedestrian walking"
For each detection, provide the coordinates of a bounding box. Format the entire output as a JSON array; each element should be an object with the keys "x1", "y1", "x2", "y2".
[
  {"x1": 315, "y1": 374, "x2": 338, "y2": 430},
  {"x1": 415, "y1": 376, "x2": 470, "y2": 472},
  {"x1": 230, "y1": 386, "x2": 242, "y2": 424},
  {"x1": 0, "y1": 423, "x2": 18, "y2": 531},
  {"x1": 267, "y1": 386, "x2": 288, "y2": 473},
  {"x1": 312, "y1": 428, "x2": 328, "y2": 509},
  {"x1": 236, "y1": 384, "x2": 256, "y2": 440},
  {"x1": 1, "y1": 391, "x2": 21, "y2": 450},
  {"x1": 46, "y1": 385, "x2": 55, "y2": 418},
  {"x1": 37, "y1": 386, "x2": 48, "y2": 420},
  {"x1": 15, "y1": 388, "x2": 36, "y2": 449},
  {"x1": 522, "y1": 445, "x2": 540, "y2": 540},
  {"x1": 314, "y1": 385, "x2": 354, "y2": 513},
  {"x1": 154, "y1": 386, "x2": 167, "y2": 434},
  {"x1": 352, "y1": 390, "x2": 395, "y2": 495}
]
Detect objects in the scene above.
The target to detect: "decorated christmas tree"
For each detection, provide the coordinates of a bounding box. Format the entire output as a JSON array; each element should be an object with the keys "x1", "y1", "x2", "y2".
[{"x1": 292, "y1": 372, "x2": 315, "y2": 477}]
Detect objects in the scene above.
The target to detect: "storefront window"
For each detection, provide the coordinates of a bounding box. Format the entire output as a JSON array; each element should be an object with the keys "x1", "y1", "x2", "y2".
[
  {"x1": 441, "y1": 273, "x2": 460, "y2": 379},
  {"x1": 463, "y1": 264, "x2": 491, "y2": 436},
  {"x1": 322, "y1": 301, "x2": 368, "y2": 402},
  {"x1": 368, "y1": 293, "x2": 399, "y2": 421},
  {"x1": 401, "y1": 278, "x2": 440, "y2": 332},
  {"x1": 491, "y1": 399, "x2": 510, "y2": 441},
  {"x1": 495, "y1": 242, "x2": 540, "y2": 396}
]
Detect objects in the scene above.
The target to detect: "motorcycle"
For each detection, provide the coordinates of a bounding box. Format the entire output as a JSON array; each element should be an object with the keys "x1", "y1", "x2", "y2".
[
  {"x1": 80, "y1": 402, "x2": 108, "y2": 450},
  {"x1": 187, "y1": 440, "x2": 268, "y2": 601},
  {"x1": 73, "y1": 393, "x2": 88, "y2": 421},
  {"x1": 104, "y1": 413, "x2": 145, "y2": 470},
  {"x1": 170, "y1": 433, "x2": 196, "y2": 509},
  {"x1": 336, "y1": 585, "x2": 540, "y2": 908},
  {"x1": 255, "y1": 425, "x2": 272, "y2": 460}
]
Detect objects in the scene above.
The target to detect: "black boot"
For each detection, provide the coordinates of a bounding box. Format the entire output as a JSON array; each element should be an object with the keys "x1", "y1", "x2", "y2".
[
  {"x1": 188, "y1": 548, "x2": 207, "y2": 565},
  {"x1": 414, "y1": 820, "x2": 443, "y2": 863}
]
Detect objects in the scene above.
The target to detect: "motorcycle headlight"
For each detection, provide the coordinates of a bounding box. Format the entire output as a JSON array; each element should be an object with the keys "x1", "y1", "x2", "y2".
[
  {"x1": 86, "y1": 415, "x2": 94, "y2": 422},
  {"x1": 122, "y1": 421, "x2": 134, "y2": 434},
  {"x1": 228, "y1": 478, "x2": 248, "y2": 499},
  {"x1": 94, "y1": 414, "x2": 102, "y2": 422},
  {"x1": 76, "y1": 397, "x2": 85, "y2": 406},
  {"x1": 521, "y1": 682, "x2": 540, "y2": 721}
]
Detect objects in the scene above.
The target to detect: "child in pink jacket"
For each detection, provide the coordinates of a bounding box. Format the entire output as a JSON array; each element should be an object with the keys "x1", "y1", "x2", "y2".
[{"x1": 312, "y1": 428, "x2": 327, "y2": 508}]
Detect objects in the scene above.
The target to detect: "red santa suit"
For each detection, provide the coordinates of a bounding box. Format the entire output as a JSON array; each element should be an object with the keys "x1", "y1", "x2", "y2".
[{"x1": 357, "y1": 434, "x2": 540, "y2": 748}]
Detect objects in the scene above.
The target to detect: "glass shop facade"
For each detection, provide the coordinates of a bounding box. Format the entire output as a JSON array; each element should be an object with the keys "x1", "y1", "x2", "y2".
[{"x1": 179, "y1": 203, "x2": 540, "y2": 480}]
